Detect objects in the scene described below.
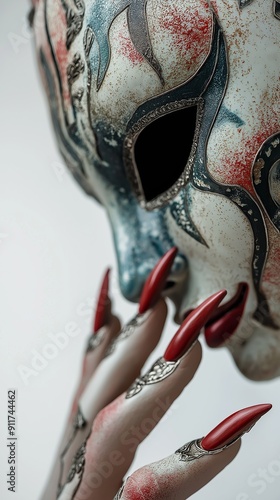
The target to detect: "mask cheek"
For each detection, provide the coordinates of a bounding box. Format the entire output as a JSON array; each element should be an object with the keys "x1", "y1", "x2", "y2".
[
  {"x1": 231, "y1": 326, "x2": 280, "y2": 381},
  {"x1": 167, "y1": 188, "x2": 255, "y2": 307}
]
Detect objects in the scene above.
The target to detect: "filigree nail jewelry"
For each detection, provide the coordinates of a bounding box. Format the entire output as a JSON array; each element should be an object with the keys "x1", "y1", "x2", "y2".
[
  {"x1": 57, "y1": 407, "x2": 87, "y2": 497},
  {"x1": 114, "y1": 480, "x2": 127, "y2": 500},
  {"x1": 126, "y1": 357, "x2": 180, "y2": 399},
  {"x1": 105, "y1": 313, "x2": 147, "y2": 356},
  {"x1": 57, "y1": 440, "x2": 87, "y2": 499},
  {"x1": 66, "y1": 439, "x2": 86, "y2": 482},
  {"x1": 175, "y1": 439, "x2": 228, "y2": 462},
  {"x1": 176, "y1": 404, "x2": 272, "y2": 464},
  {"x1": 86, "y1": 328, "x2": 106, "y2": 353},
  {"x1": 73, "y1": 408, "x2": 87, "y2": 431},
  {"x1": 126, "y1": 291, "x2": 227, "y2": 398}
]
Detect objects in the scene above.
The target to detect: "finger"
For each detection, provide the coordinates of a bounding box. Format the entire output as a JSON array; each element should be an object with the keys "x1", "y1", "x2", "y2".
[
  {"x1": 83, "y1": 268, "x2": 120, "y2": 379},
  {"x1": 93, "y1": 268, "x2": 111, "y2": 334},
  {"x1": 56, "y1": 249, "x2": 177, "y2": 496},
  {"x1": 79, "y1": 298, "x2": 168, "y2": 424},
  {"x1": 42, "y1": 270, "x2": 120, "y2": 500},
  {"x1": 77, "y1": 291, "x2": 226, "y2": 499},
  {"x1": 116, "y1": 404, "x2": 272, "y2": 500},
  {"x1": 72, "y1": 311, "x2": 121, "y2": 417},
  {"x1": 79, "y1": 247, "x2": 179, "y2": 424},
  {"x1": 55, "y1": 300, "x2": 167, "y2": 500},
  {"x1": 71, "y1": 269, "x2": 121, "y2": 417}
]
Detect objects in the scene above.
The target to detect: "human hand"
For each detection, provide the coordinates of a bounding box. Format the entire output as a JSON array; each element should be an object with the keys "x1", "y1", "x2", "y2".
[{"x1": 41, "y1": 249, "x2": 272, "y2": 500}]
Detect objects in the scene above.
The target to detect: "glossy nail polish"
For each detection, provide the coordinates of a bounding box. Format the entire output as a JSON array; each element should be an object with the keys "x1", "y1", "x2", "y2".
[
  {"x1": 201, "y1": 404, "x2": 272, "y2": 451},
  {"x1": 138, "y1": 247, "x2": 178, "y2": 314},
  {"x1": 93, "y1": 268, "x2": 110, "y2": 333},
  {"x1": 205, "y1": 283, "x2": 249, "y2": 348},
  {"x1": 164, "y1": 290, "x2": 227, "y2": 362}
]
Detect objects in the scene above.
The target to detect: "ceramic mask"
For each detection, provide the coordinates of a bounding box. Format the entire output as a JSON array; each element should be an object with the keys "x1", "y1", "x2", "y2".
[{"x1": 31, "y1": 0, "x2": 280, "y2": 380}]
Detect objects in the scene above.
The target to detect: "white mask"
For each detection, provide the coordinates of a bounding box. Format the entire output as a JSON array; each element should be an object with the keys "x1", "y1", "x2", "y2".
[{"x1": 32, "y1": 0, "x2": 280, "y2": 380}]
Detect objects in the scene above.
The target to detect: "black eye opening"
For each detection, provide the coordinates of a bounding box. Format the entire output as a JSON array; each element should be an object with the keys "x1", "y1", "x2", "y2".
[{"x1": 126, "y1": 99, "x2": 203, "y2": 208}]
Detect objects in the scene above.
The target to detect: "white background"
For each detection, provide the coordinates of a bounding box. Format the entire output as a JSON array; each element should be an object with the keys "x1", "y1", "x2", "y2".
[{"x1": 0, "y1": 2, "x2": 280, "y2": 499}]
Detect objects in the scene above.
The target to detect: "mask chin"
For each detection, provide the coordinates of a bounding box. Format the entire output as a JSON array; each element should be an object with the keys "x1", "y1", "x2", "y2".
[{"x1": 231, "y1": 326, "x2": 280, "y2": 381}]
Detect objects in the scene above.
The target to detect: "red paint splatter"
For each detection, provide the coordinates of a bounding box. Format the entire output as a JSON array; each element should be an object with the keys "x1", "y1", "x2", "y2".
[
  {"x1": 213, "y1": 120, "x2": 279, "y2": 197},
  {"x1": 210, "y1": 112, "x2": 280, "y2": 292},
  {"x1": 117, "y1": 32, "x2": 144, "y2": 65},
  {"x1": 159, "y1": 2, "x2": 212, "y2": 71}
]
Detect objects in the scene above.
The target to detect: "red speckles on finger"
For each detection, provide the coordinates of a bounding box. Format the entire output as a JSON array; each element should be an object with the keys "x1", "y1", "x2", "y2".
[
  {"x1": 91, "y1": 394, "x2": 125, "y2": 435},
  {"x1": 122, "y1": 468, "x2": 160, "y2": 500}
]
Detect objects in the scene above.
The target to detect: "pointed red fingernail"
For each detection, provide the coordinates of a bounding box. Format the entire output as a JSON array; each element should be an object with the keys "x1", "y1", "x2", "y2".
[
  {"x1": 205, "y1": 283, "x2": 249, "y2": 348},
  {"x1": 164, "y1": 290, "x2": 227, "y2": 362},
  {"x1": 201, "y1": 404, "x2": 272, "y2": 451},
  {"x1": 138, "y1": 247, "x2": 178, "y2": 314},
  {"x1": 93, "y1": 268, "x2": 110, "y2": 333}
]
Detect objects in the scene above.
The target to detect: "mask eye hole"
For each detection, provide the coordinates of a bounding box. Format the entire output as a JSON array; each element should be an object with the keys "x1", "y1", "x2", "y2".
[
  {"x1": 124, "y1": 99, "x2": 203, "y2": 209},
  {"x1": 134, "y1": 106, "x2": 198, "y2": 202}
]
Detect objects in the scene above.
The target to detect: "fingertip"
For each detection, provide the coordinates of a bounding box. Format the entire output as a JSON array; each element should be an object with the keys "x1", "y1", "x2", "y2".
[
  {"x1": 178, "y1": 340, "x2": 203, "y2": 373},
  {"x1": 109, "y1": 314, "x2": 122, "y2": 336},
  {"x1": 151, "y1": 296, "x2": 168, "y2": 319}
]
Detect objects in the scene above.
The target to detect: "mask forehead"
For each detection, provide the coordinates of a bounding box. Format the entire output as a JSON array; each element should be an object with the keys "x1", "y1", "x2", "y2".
[{"x1": 87, "y1": 0, "x2": 214, "y2": 128}]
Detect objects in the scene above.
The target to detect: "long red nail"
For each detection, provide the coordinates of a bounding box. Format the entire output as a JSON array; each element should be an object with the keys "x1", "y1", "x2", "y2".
[
  {"x1": 138, "y1": 247, "x2": 178, "y2": 314},
  {"x1": 201, "y1": 404, "x2": 272, "y2": 451},
  {"x1": 205, "y1": 283, "x2": 249, "y2": 348},
  {"x1": 164, "y1": 290, "x2": 227, "y2": 362},
  {"x1": 93, "y1": 268, "x2": 110, "y2": 333}
]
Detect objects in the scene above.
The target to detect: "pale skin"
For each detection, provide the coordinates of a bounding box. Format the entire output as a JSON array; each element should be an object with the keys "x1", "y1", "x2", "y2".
[{"x1": 41, "y1": 295, "x2": 242, "y2": 500}]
